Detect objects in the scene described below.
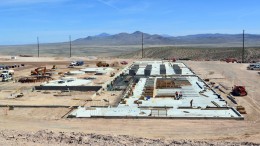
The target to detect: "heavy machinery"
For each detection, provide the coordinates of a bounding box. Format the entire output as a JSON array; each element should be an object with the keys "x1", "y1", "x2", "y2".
[
  {"x1": 31, "y1": 67, "x2": 52, "y2": 76},
  {"x1": 231, "y1": 85, "x2": 247, "y2": 96},
  {"x1": 31, "y1": 67, "x2": 47, "y2": 75},
  {"x1": 19, "y1": 66, "x2": 52, "y2": 83},
  {"x1": 52, "y1": 65, "x2": 57, "y2": 70}
]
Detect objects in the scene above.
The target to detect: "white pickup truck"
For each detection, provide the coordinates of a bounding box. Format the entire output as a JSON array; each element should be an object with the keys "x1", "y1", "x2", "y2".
[
  {"x1": 0, "y1": 70, "x2": 14, "y2": 77},
  {"x1": 247, "y1": 64, "x2": 260, "y2": 70}
]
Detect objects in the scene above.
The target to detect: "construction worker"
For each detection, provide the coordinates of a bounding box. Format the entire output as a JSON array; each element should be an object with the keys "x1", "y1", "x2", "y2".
[{"x1": 190, "y1": 99, "x2": 193, "y2": 107}]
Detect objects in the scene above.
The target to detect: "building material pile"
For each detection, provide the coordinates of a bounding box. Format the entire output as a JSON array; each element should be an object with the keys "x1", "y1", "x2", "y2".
[
  {"x1": 156, "y1": 78, "x2": 175, "y2": 89},
  {"x1": 156, "y1": 78, "x2": 190, "y2": 89},
  {"x1": 18, "y1": 76, "x2": 53, "y2": 83},
  {"x1": 237, "y1": 106, "x2": 246, "y2": 114},
  {"x1": 142, "y1": 78, "x2": 154, "y2": 97}
]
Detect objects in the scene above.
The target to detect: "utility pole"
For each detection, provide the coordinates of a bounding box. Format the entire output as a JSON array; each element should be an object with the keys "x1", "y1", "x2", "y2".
[
  {"x1": 142, "y1": 33, "x2": 144, "y2": 58},
  {"x1": 37, "y1": 37, "x2": 40, "y2": 57},
  {"x1": 242, "y1": 30, "x2": 245, "y2": 63},
  {"x1": 69, "y1": 35, "x2": 72, "y2": 58}
]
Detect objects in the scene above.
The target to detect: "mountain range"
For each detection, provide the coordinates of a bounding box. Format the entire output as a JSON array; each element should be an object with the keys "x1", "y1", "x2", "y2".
[{"x1": 73, "y1": 31, "x2": 260, "y2": 46}]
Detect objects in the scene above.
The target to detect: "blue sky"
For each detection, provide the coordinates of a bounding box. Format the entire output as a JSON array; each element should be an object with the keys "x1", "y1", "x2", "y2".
[{"x1": 0, "y1": 0, "x2": 259, "y2": 45}]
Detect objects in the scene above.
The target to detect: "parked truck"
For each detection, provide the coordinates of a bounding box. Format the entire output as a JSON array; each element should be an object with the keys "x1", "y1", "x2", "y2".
[
  {"x1": 247, "y1": 63, "x2": 260, "y2": 70},
  {"x1": 0, "y1": 70, "x2": 14, "y2": 77},
  {"x1": 70, "y1": 61, "x2": 84, "y2": 66},
  {"x1": 2, "y1": 74, "x2": 13, "y2": 82}
]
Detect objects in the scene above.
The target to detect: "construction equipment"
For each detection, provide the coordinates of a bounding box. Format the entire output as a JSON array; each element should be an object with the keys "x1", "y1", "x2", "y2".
[
  {"x1": 52, "y1": 65, "x2": 57, "y2": 70},
  {"x1": 31, "y1": 67, "x2": 50, "y2": 76},
  {"x1": 96, "y1": 61, "x2": 109, "y2": 67},
  {"x1": 2, "y1": 74, "x2": 13, "y2": 82},
  {"x1": 18, "y1": 66, "x2": 52, "y2": 83},
  {"x1": 231, "y1": 85, "x2": 247, "y2": 96}
]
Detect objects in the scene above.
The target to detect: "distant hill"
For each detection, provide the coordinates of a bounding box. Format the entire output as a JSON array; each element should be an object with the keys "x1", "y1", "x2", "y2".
[
  {"x1": 1, "y1": 31, "x2": 260, "y2": 58},
  {"x1": 94, "y1": 33, "x2": 111, "y2": 37},
  {"x1": 73, "y1": 31, "x2": 260, "y2": 46},
  {"x1": 120, "y1": 46, "x2": 260, "y2": 62}
]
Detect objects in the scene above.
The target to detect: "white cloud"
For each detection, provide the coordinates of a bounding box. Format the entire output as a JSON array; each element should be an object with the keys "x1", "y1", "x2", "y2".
[
  {"x1": 96, "y1": 0, "x2": 151, "y2": 14},
  {"x1": 96, "y1": 0, "x2": 119, "y2": 10}
]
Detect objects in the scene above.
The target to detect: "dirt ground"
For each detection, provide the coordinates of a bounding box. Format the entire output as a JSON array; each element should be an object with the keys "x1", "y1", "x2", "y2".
[{"x1": 0, "y1": 60, "x2": 260, "y2": 145}]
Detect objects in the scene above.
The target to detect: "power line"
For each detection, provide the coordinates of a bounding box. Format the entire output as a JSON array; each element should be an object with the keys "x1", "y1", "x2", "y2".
[
  {"x1": 242, "y1": 30, "x2": 245, "y2": 63},
  {"x1": 69, "y1": 35, "x2": 72, "y2": 58},
  {"x1": 37, "y1": 37, "x2": 40, "y2": 57},
  {"x1": 142, "y1": 33, "x2": 144, "y2": 58}
]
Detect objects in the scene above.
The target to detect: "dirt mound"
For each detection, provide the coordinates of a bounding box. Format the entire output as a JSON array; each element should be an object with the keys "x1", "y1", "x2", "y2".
[{"x1": 0, "y1": 130, "x2": 259, "y2": 146}]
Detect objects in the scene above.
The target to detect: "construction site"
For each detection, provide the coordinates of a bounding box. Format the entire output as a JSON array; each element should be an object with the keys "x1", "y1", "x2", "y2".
[
  {"x1": 0, "y1": 55, "x2": 259, "y2": 145},
  {"x1": 69, "y1": 61, "x2": 243, "y2": 119}
]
